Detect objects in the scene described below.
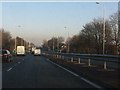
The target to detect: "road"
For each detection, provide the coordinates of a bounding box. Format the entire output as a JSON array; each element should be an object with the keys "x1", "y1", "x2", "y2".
[{"x1": 2, "y1": 54, "x2": 102, "y2": 88}]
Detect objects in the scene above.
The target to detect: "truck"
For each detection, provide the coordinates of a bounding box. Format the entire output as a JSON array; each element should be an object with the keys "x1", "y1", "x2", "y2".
[
  {"x1": 16, "y1": 46, "x2": 25, "y2": 56},
  {"x1": 34, "y1": 49, "x2": 41, "y2": 56}
]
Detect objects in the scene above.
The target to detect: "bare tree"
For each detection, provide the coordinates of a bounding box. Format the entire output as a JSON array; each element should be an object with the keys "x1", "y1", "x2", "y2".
[
  {"x1": 1, "y1": 29, "x2": 12, "y2": 50},
  {"x1": 42, "y1": 36, "x2": 64, "y2": 52},
  {"x1": 69, "y1": 35, "x2": 80, "y2": 53},
  {"x1": 69, "y1": 18, "x2": 113, "y2": 54},
  {"x1": 109, "y1": 12, "x2": 119, "y2": 54}
]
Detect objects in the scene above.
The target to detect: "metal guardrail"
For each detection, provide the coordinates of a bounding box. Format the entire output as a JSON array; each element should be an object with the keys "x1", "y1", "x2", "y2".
[
  {"x1": 42, "y1": 51, "x2": 120, "y2": 70},
  {"x1": 43, "y1": 52, "x2": 120, "y2": 63}
]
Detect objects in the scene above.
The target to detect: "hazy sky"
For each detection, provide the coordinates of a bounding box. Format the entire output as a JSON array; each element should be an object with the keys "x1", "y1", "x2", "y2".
[{"x1": 1, "y1": 0, "x2": 118, "y2": 46}]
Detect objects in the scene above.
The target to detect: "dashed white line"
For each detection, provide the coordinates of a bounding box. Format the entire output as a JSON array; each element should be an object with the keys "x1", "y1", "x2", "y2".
[
  {"x1": 6, "y1": 61, "x2": 22, "y2": 72},
  {"x1": 46, "y1": 58, "x2": 103, "y2": 88},
  {"x1": 7, "y1": 68, "x2": 12, "y2": 72}
]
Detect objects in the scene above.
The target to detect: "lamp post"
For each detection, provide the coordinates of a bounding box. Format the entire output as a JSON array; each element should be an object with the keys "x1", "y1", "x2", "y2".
[
  {"x1": 57, "y1": 36, "x2": 59, "y2": 52},
  {"x1": 64, "y1": 26, "x2": 70, "y2": 53},
  {"x1": 53, "y1": 37, "x2": 54, "y2": 52},
  {"x1": 14, "y1": 25, "x2": 21, "y2": 52},
  {"x1": 96, "y1": 2, "x2": 105, "y2": 55},
  {"x1": 18, "y1": 25, "x2": 23, "y2": 46},
  {"x1": 15, "y1": 37, "x2": 16, "y2": 52}
]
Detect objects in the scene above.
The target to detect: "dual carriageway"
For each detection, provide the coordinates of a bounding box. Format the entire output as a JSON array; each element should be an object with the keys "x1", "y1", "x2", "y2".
[{"x1": 1, "y1": 52, "x2": 120, "y2": 89}]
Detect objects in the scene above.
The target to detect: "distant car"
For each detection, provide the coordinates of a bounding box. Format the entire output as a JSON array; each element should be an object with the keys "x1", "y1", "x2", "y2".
[
  {"x1": 34, "y1": 49, "x2": 41, "y2": 56},
  {"x1": 0, "y1": 49, "x2": 12, "y2": 63}
]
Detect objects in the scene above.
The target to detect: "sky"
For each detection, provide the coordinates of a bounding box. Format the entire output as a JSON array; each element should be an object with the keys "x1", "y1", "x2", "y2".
[{"x1": 0, "y1": 0, "x2": 118, "y2": 46}]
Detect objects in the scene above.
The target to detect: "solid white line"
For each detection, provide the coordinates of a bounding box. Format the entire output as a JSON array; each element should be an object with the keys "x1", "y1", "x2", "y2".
[
  {"x1": 7, "y1": 68, "x2": 12, "y2": 72},
  {"x1": 80, "y1": 77, "x2": 102, "y2": 88},
  {"x1": 46, "y1": 58, "x2": 103, "y2": 88},
  {"x1": 47, "y1": 59, "x2": 79, "y2": 77}
]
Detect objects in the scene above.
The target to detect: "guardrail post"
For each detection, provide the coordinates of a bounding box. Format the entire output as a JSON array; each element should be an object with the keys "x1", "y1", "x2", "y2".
[
  {"x1": 88, "y1": 59, "x2": 91, "y2": 66},
  {"x1": 71, "y1": 57, "x2": 73, "y2": 62},
  {"x1": 104, "y1": 61, "x2": 107, "y2": 70},
  {"x1": 78, "y1": 58, "x2": 80, "y2": 64}
]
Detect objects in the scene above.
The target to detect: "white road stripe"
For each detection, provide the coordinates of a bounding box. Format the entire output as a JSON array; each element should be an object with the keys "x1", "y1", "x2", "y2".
[
  {"x1": 46, "y1": 58, "x2": 103, "y2": 88},
  {"x1": 80, "y1": 77, "x2": 102, "y2": 88},
  {"x1": 47, "y1": 59, "x2": 79, "y2": 76},
  {"x1": 7, "y1": 68, "x2": 12, "y2": 72}
]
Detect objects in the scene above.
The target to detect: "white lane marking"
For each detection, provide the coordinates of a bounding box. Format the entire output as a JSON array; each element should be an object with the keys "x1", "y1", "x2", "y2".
[
  {"x1": 7, "y1": 67, "x2": 12, "y2": 72},
  {"x1": 80, "y1": 77, "x2": 102, "y2": 88},
  {"x1": 7, "y1": 61, "x2": 21, "y2": 72},
  {"x1": 47, "y1": 59, "x2": 79, "y2": 77},
  {"x1": 46, "y1": 58, "x2": 102, "y2": 88}
]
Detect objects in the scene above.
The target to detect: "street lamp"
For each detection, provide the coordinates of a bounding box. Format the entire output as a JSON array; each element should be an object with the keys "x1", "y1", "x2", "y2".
[
  {"x1": 57, "y1": 36, "x2": 59, "y2": 52},
  {"x1": 14, "y1": 25, "x2": 21, "y2": 52},
  {"x1": 64, "y1": 26, "x2": 70, "y2": 53},
  {"x1": 17, "y1": 25, "x2": 23, "y2": 46},
  {"x1": 96, "y1": 2, "x2": 105, "y2": 55},
  {"x1": 53, "y1": 37, "x2": 54, "y2": 52},
  {"x1": 15, "y1": 37, "x2": 16, "y2": 51}
]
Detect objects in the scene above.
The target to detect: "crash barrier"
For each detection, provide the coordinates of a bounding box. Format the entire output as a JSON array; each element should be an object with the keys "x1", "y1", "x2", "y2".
[{"x1": 42, "y1": 51, "x2": 120, "y2": 70}]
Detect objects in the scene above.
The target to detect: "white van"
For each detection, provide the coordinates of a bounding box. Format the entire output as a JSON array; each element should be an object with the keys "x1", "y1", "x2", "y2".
[
  {"x1": 34, "y1": 49, "x2": 41, "y2": 56},
  {"x1": 16, "y1": 46, "x2": 25, "y2": 56}
]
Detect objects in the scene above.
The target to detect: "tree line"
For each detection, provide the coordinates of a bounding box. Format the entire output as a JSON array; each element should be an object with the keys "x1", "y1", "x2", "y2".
[
  {"x1": 0, "y1": 28, "x2": 34, "y2": 52},
  {"x1": 0, "y1": 12, "x2": 119, "y2": 55},
  {"x1": 42, "y1": 12, "x2": 120, "y2": 55}
]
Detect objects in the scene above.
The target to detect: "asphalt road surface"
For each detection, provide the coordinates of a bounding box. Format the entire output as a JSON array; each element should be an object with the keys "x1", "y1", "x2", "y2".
[{"x1": 2, "y1": 54, "x2": 102, "y2": 88}]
